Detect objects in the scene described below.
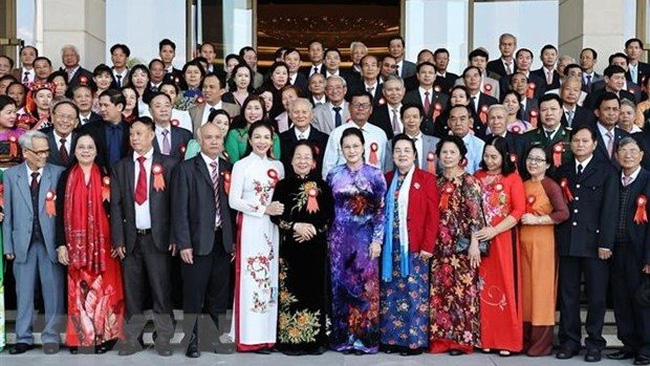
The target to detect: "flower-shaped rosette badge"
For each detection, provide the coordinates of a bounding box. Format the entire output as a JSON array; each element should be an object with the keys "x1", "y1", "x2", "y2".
[
  {"x1": 102, "y1": 176, "x2": 111, "y2": 202},
  {"x1": 152, "y1": 163, "x2": 166, "y2": 191},
  {"x1": 268, "y1": 169, "x2": 279, "y2": 188},
  {"x1": 45, "y1": 190, "x2": 56, "y2": 216}
]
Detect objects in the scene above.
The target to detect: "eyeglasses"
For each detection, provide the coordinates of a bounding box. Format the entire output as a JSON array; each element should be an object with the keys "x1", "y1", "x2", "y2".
[
  {"x1": 351, "y1": 103, "x2": 372, "y2": 110},
  {"x1": 25, "y1": 147, "x2": 51, "y2": 157},
  {"x1": 618, "y1": 149, "x2": 641, "y2": 156},
  {"x1": 525, "y1": 157, "x2": 546, "y2": 164},
  {"x1": 326, "y1": 86, "x2": 344, "y2": 92},
  {"x1": 54, "y1": 113, "x2": 77, "y2": 121}
]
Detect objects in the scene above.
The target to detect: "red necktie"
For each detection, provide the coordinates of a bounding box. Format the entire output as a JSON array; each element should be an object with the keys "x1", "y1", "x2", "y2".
[
  {"x1": 424, "y1": 91, "x2": 431, "y2": 116},
  {"x1": 59, "y1": 138, "x2": 69, "y2": 165},
  {"x1": 135, "y1": 156, "x2": 147, "y2": 205}
]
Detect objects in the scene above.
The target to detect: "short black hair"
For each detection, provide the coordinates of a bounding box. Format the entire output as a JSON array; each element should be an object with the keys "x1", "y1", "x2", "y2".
[
  {"x1": 400, "y1": 103, "x2": 424, "y2": 120},
  {"x1": 131, "y1": 116, "x2": 155, "y2": 131},
  {"x1": 199, "y1": 42, "x2": 216, "y2": 53},
  {"x1": 349, "y1": 90, "x2": 373, "y2": 104},
  {"x1": 570, "y1": 124, "x2": 598, "y2": 142},
  {"x1": 98, "y1": 88, "x2": 126, "y2": 110},
  {"x1": 603, "y1": 65, "x2": 626, "y2": 78},
  {"x1": 273, "y1": 47, "x2": 288, "y2": 60},
  {"x1": 0, "y1": 94, "x2": 17, "y2": 110},
  {"x1": 416, "y1": 61, "x2": 436, "y2": 73},
  {"x1": 20, "y1": 45, "x2": 38, "y2": 57},
  {"x1": 0, "y1": 55, "x2": 15, "y2": 69},
  {"x1": 208, "y1": 108, "x2": 231, "y2": 123},
  {"x1": 47, "y1": 70, "x2": 68, "y2": 84},
  {"x1": 625, "y1": 38, "x2": 644, "y2": 49},
  {"x1": 608, "y1": 52, "x2": 629, "y2": 65},
  {"x1": 110, "y1": 43, "x2": 131, "y2": 57},
  {"x1": 564, "y1": 63, "x2": 582, "y2": 74},
  {"x1": 433, "y1": 48, "x2": 449, "y2": 57},
  {"x1": 324, "y1": 48, "x2": 342, "y2": 59},
  {"x1": 239, "y1": 46, "x2": 257, "y2": 57},
  {"x1": 540, "y1": 44, "x2": 558, "y2": 56},
  {"x1": 468, "y1": 48, "x2": 489, "y2": 61},
  {"x1": 148, "y1": 91, "x2": 172, "y2": 105},
  {"x1": 516, "y1": 48, "x2": 533, "y2": 59},
  {"x1": 435, "y1": 135, "x2": 468, "y2": 159},
  {"x1": 538, "y1": 93, "x2": 563, "y2": 108},
  {"x1": 462, "y1": 66, "x2": 482, "y2": 78},
  {"x1": 581, "y1": 47, "x2": 598, "y2": 60},
  {"x1": 595, "y1": 91, "x2": 620, "y2": 110},
  {"x1": 159, "y1": 38, "x2": 176, "y2": 51},
  {"x1": 148, "y1": 58, "x2": 165, "y2": 69},
  {"x1": 388, "y1": 35, "x2": 405, "y2": 47},
  {"x1": 33, "y1": 56, "x2": 52, "y2": 67},
  {"x1": 417, "y1": 49, "x2": 434, "y2": 60},
  {"x1": 283, "y1": 47, "x2": 300, "y2": 59},
  {"x1": 52, "y1": 99, "x2": 79, "y2": 116},
  {"x1": 479, "y1": 136, "x2": 516, "y2": 175}
]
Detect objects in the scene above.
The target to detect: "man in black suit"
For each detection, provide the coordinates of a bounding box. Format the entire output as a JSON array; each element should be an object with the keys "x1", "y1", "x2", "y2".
[
  {"x1": 300, "y1": 40, "x2": 327, "y2": 79},
  {"x1": 110, "y1": 44, "x2": 130, "y2": 87},
  {"x1": 171, "y1": 123, "x2": 235, "y2": 357},
  {"x1": 625, "y1": 38, "x2": 650, "y2": 87},
  {"x1": 591, "y1": 92, "x2": 630, "y2": 172},
  {"x1": 388, "y1": 36, "x2": 416, "y2": 79},
  {"x1": 349, "y1": 55, "x2": 383, "y2": 107},
  {"x1": 148, "y1": 92, "x2": 192, "y2": 159},
  {"x1": 369, "y1": 75, "x2": 406, "y2": 139},
  {"x1": 148, "y1": 59, "x2": 166, "y2": 92},
  {"x1": 433, "y1": 48, "x2": 459, "y2": 94},
  {"x1": 606, "y1": 137, "x2": 650, "y2": 365},
  {"x1": 580, "y1": 48, "x2": 603, "y2": 93},
  {"x1": 111, "y1": 117, "x2": 177, "y2": 356},
  {"x1": 531, "y1": 44, "x2": 561, "y2": 91},
  {"x1": 43, "y1": 100, "x2": 78, "y2": 167},
  {"x1": 462, "y1": 66, "x2": 497, "y2": 140},
  {"x1": 159, "y1": 39, "x2": 183, "y2": 85},
  {"x1": 403, "y1": 62, "x2": 449, "y2": 136},
  {"x1": 307, "y1": 73, "x2": 327, "y2": 107},
  {"x1": 555, "y1": 125, "x2": 617, "y2": 362},
  {"x1": 560, "y1": 77, "x2": 595, "y2": 128},
  {"x1": 583, "y1": 65, "x2": 635, "y2": 111},
  {"x1": 486, "y1": 33, "x2": 517, "y2": 79},
  {"x1": 284, "y1": 48, "x2": 309, "y2": 96},
  {"x1": 279, "y1": 98, "x2": 328, "y2": 177},
  {"x1": 59, "y1": 45, "x2": 93, "y2": 88},
  {"x1": 500, "y1": 48, "x2": 545, "y2": 100},
  {"x1": 70, "y1": 84, "x2": 101, "y2": 126},
  {"x1": 606, "y1": 53, "x2": 643, "y2": 103},
  {"x1": 486, "y1": 104, "x2": 525, "y2": 163},
  {"x1": 323, "y1": 48, "x2": 359, "y2": 87},
  {"x1": 80, "y1": 89, "x2": 131, "y2": 167},
  {"x1": 404, "y1": 49, "x2": 433, "y2": 92},
  {"x1": 508, "y1": 72, "x2": 539, "y2": 122}
]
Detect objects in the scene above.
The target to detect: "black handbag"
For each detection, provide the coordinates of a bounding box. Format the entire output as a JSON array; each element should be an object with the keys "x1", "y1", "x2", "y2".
[
  {"x1": 635, "y1": 274, "x2": 650, "y2": 308},
  {"x1": 455, "y1": 237, "x2": 490, "y2": 256}
]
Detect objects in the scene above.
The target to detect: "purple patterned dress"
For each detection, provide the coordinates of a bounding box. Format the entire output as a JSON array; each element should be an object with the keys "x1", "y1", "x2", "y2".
[{"x1": 326, "y1": 164, "x2": 386, "y2": 354}]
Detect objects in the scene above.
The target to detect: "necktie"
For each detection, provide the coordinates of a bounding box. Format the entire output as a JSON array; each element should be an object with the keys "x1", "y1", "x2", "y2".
[
  {"x1": 391, "y1": 109, "x2": 400, "y2": 133},
  {"x1": 82, "y1": 117, "x2": 89, "y2": 125},
  {"x1": 424, "y1": 91, "x2": 431, "y2": 116},
  {"x1": 631, "y1": 66, "x2": 638, "y2": 84},
  {"x1": 606, "y1": 131, "x2": 614, "y2": 158},
  {"x1": 333, "y1": 106, "x2": 342, "y2": 127},
  {"x1": 67, "y1": 69, "x2": 75, "y2": 81},
  {"x1": 210, "y1": 161, "x2": 222, "y2": 228},
  {"x1": 298, "y1": 133, "x2": 305, "y2": 140},
  {"x1": 30, "y1": 171, "x2": 40, "y2": 193},
  {"x1": 545, "y1": 129, "x2": 554, "y2": 141},
  {"x1": 623, "y1": 175, "x2": 633, "y2": 186},
  {"x1": 107, "y1": 124, "x2": 122, "y2": 166},
  {"x1": 135, "y1": 156, "x2": 147, "y2": 205},
  {"x1": 23, "y1": 71, "x2": 29, "y2": 84},
  {"x1": 585, "y1": 75, "x2": 592, "y2": 92},
  {"x1": 313, "y1": 66, "x2": 318, "y2": 76},
  {"x1": 59, "y1": 138, "x2": 69, "y2": 164},
  {"x1": 161, "y1": 129, "x2": 171, "y2": 155},
  {"x1": 546, "y1": 70, "x2": 553, "y2": 85},
  {"x1": 566, "y1": 110, "x2": 574, "y2": 126},
  {"x1": 577, "y1": 163, "x2": 583, "y2": 176},
  {"x1": 395, "y1": 64, "x2": 400, "y2": 76},
  {"x1": 471, "y1": 96, "x2": 477, "y2": 112},
  {"x1": 116, "y1": 74, "x2": 122, "y2": 87},
  {"x1": 367, "y1": 86, "x2": 375, "y2": 96},
  {"x1": 505, "y1": 62, "x2": 512, "y2": 75}
]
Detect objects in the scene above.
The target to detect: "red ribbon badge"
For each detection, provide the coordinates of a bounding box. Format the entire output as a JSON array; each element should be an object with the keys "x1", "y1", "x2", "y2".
[
  {"x1": 222, "y1": 171, "x2": 231, "y2": 195},
  {"x1": 512, "y1": 125, "x2": 522, "y2": 134},
  {"x1": 8, "y1": 135, "x2": 18, "y2": 157},
  {"x1": 560, "y1": 178, "x2": 574, "y2": 202},
  {"x1": 196, "y1": 96, "x2": 204, "y2": 105},
  {"x1": 313, "y1": 146, "x2": 320, "y2": 156},
  {"x1": 526, "y1": 195, "x2": 537, "y2": 213},
  {"x1": 495, "y1": 183, "x2": 504, "y2": 192},
  {"x1": 79, "y1": 76, "x2": 88, "y2": 85},
  {"x1": 484, "y1": 83, "x2": 493, "y2": 96},
  {"x1": 434, "y1": 85, "x2": 441, "y2": 93},
  {"x1": 479, "y1": 105, "x2": 488, "y2": 124},
  {"x1": 426, "y1": 152, "x2": 436, "y2": 174},
  {"x1": 369, "y1": 142, "x2": 379, "y2": 165},
  {"x1": 553, "y1": 143, "x2": 564, "y2": 167},
  {"x1": 45, "y1": 190, "x2": 56, "y2": 217},
  {"x1": 174, "y1": 76, "x2": 180, "y2": 85},
  {"x1": 170, "y1": 119, "x2": 179, "y2": 127},
  {"x1": 152, "y1": 163, "x2": 165, "y2": 192},
  {"x1": 306, "y1": 187, "x2": 319, "y2": 213},
  {"x1": 432, "y1": 102, "x2": 442, "y2": 121},
  {"x1": 530, "y1": 110, "x2": 538, "y2": 128},
  {"x1": 179, "y1": 144, "x2": 186, "y2": 154},
  {"x1": 222, "y1": 150, "x2": 230, "y2": 163},
  {"x1": 0, "y1": 183, "x2": 4, "y2": 208},
  {"x1": 102, "y1": 176, "x2": 110, "y2": 202},
  {"x1": 635, "y1": 195, "x2": 648, "y2": 224},
  {"x1": 378, "y1": 97, "x2": 386, "y2": 106},
  {"x1": 268, "y1": 169, "x2": 279, "y2": 187},
  {"x1": 526, "y1": 82, "x2": 536, "y2": 99},
  {"x1": 439, "y1": 182, "x2": 455, "y2": 210},
  {"x1": 510, "y1": 153, "x2": 518, "y2": 164}
]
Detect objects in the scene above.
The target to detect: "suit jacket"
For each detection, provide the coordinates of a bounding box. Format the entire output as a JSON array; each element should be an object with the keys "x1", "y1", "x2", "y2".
[
  {"x1": 188, "y1": 102, "x2": 240, "y2": 136},
  {"x1": 163, "y1": 68, "x2": 183, "y2": 85},
  {"x1": 279, "y1": 126, "x2": 329, "y2": 177},
  {"x1": 61, "y1": 66, "x2": 93, "y2": 88},
  {"x1": 591, "y1": 80, "x2": 642, "y2": 103},
  {"x1": 300, "y1": 64, "x2": 327, "y2": 79},
  {"x1": 582, "y1": 72, "x2": 604, "y2": 93},
  {"x1": 384, "y1": 169, "x2": 439, "y2": 253},
  {"x1": 110, "y1": 152, "x2": 179, "y2": 253},
  {"x1": 583, "y1": 88, "x2": 636, "y2": 111},
  {"x1": 434, "y1": 72, "x2": 459, "y2": 95},
  {"x1": 592, "y1": 124, "x2": 630, "y2": 172},
  {"x1": 383, "y1": 134, "x2": 440, "y2": 172},
  {"x1": 3, "y1": 163, "x2": 64, "y2": 263},
  {"x1": 522, "y1": 98, "x2": 539, "y2": 123},
  {"x1": 403, "y1": 88, "x2": 449, "y2": 136},
  {"x1": 79, "y1": 119, "x2": 132, "y2": 168},
  {"x1": 615, "y1": 168, "x2": 650, "y2": 265},
  {"x1": 369, "y1": 104, "x2": 400, "y2": 140},
  {"x1": 399, "y1": 60, "x2": 417, "y2": 79},
  {"x1": 468, "y1": 92, "x2": 498, "y2": 140},
  {"x1": 290, "y1": 72, "x2": 309, "y2": 97},
  {"x1": 626, "y1": 61, "x2": 650, "y2": 86},
  {"x1": 171, "y1": 155, "x2": 234, "y2": 255},
  {"x1": 349, "y1": 80, "x2": 384, "y2": 107},
  {"x1": 555, "y1": 158, "x2": 617, "y2": 257},
  {"x1": 561, "y1": 105, "x2": 595, "y2": 128},
  {"x1": 42, "y1": 127, "x2": 78, "y2": 167},
  {"x1": 152, "y1": 125, "x2": 193, "y2": 160},
  {"x1": 455, "y1": 76, "x2": 500, "y2": 100},
  {"x1": 487, "y1": 59, "x2": 516, "y2": 79},
  {"x1": 78, "y1": 111, "x2": 102, "y2": 126},
  {"x1": 531, "y1": 67, "x2": 561, "y2": 91},
  {"x1": 312, "y1": 102, "x2": 350, "y2": 134},
  {"x1": 487, "y1": 132, "x2": 525, "y2": 165},
  {"x1": 500, "y1": 72, "x2": 546, "y2": 100}
]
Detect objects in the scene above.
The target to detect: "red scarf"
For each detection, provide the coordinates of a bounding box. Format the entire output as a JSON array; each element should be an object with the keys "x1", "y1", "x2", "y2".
[{"x1": 64, "y1": 164, "x2": 111, "y2": 273}]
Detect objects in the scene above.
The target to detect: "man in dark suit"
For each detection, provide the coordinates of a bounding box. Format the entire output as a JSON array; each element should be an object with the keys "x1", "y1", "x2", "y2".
[
  {"x1": 580, "y1": 48, "x2": 603, "y2": 93},
  {"x1": 171, "y1": 122, "x2": 235, "y2": 357},
  {"x1": 404, "y1": 49, "x2": 433, "y2": 92},
  {"x1": 486, "y1": 33, "x2": 517, "y2": 79},
  {"x1": 110, "y1": 44, "x2": 130, "y2": 88},
  {"x1": 462, "y1": 66, "x2": 497, "y2": 140},
  {"x1": 590, "y1": 53, "x2": 643, "y2": 103},
  {"x1": 500, "y1": 48, "x2": 546, "y2": 100},
  {"x1": 625, "y1": 38, "x2": 650, "y2": 87},
  {"x1": 560, "y1": 77, "x2": 595, "y2": 128},
  {"x1": 10, "y1": 45, "x2": 38, "y2": 85},
  {"x1": 43, "y1": 100, "x2": 78, "y2": 167},
  {"x1": 349, "y1": 55, "x2": 383, "y2": 107},
  {"x1": 606, "y1": 137, "x2": 650, "y2": 365},
  {"x1": 159, "y1": 39, "x2": 183, "y2": 85},
  {"x1": 59, "y1": 45, "x2": 93, "y2": 88},
  {"x1": 69, "y1": 84, "x2": 101, "y2": 125},
  {"x1": 523, "y1": 94, "x2": 573, "y2": 169},
  {"x1": 486, "y1": 104, "x2": 525, "y2": 162},
  {"x1": 531, "y1": 44, "x2": 561, "y2": 91},
  {"x1": 403, "y1": 62, "x2": 449, "y2": 136},
  {"x1": 148, "y1": 92, "x2": 192, "y2": 159},
  {"x1": 111, "y1": 118, "x2": 178, "y2": 356},
  {"x1": 383, "y1": 104, "x2": 440, "y2": 172},
  {"x1": 283, "y1": 48, "x2": 309, "y2": 96},
  {"x1": 323, "y1": 48, "x2": 359, "y2": 87},
  {"x1": 307, "y1": 73, "x2": 327, "y2": 107},
  {"x1": 300, "y1": 40, "x2": 327, "y2": 79},
  {"x1": 369, "y1": 75, "x2": 406, "y2": 139},
  {"x1": 590, "y1": 92, "x2": 630, "y2": 172},
  {"x1": 583, "y1": 65, "x2": 635, "y2": 111},
  {"x1": 80, "y1": 89, "x2": 131, "y2": 167},
  {"x1": 388, "y1": 36, "x2": 416, "y2": 79},
  {"x1": 433, "y1": 48, "x2": 459, "y2": 94},
  {"x1": 279, "y1": 98, "x2": 328, "y2": 177},
  {"x1": 555, "y1": 125, "x2": 617, "y2": 363}
]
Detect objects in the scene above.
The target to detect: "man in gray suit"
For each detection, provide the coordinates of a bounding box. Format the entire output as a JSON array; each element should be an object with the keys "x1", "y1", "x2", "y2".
[
  {"x1": 188, "y1": 73, "x2": 240, "y2": 135},
  {"x1": 312, "y1": 75, "x2": 350, "y2": 134},
  {"x1": 388, "y1": 36, "x2": 416, "y2": 79},
  {"x1": 384, "y1": 104, "x2": 439, "y2": 172},
  {"x1": 3, "y1": 130, "x2": 65, "y2": 354},
  {"x1": 171, "y1": 123, "x2": 234, "y2": 358}
]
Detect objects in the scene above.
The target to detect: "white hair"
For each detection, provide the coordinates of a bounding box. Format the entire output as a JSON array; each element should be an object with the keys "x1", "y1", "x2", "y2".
[
  {"x1": 349, "y1": 41, "x2": 368, "y2": 53},
  {"x1": 19, "y1": 130, "x2": 48, "y2": 149},
  {"x1": 326, "y1": 75, "x2": 347, "y2": 87},
  {"x1": 61, "y1": 44, "x2": 79, "y2": 56}
]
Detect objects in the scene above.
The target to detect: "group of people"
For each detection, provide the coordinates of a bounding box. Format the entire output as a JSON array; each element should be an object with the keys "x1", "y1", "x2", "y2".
[{"x1": 0, "y1": 33, "x2": 649, "y2": 364}]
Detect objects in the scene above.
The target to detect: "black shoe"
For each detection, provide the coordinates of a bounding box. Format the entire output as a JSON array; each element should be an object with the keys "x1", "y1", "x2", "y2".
[
  {"x1": 308, "y1": 346, "x2": 328, "y2": 355},
  {"x1": 607, "y1": 349, "x2": 635, "y2": 360},
  {"x1": 43, "y1": 343, "x2": 60, "y2": 354},
  {"x1": 380, "y1": 344, "x2": 396, "y2": 354},
  {"x1": 118, "y1": 342, "x2": 142, "y2": 356},
  {"x1": 10, "y1": 343, "x2": 34, "y2": 355},
  {"x1": 186, "y1": 339, "x2": 200, "y2": 358},
  {"x1": 282, "y1": 349, "x2": 307, "y2": 356},
  {"x1": 449, "y1": 349, "x2": 465, "y2": 356},
  {"x1": 254, "y1": 348, "x2": 271, "y2": 354},
  {"x1": 155, "y1": 343, "x2": 173, "y2": 357},
  {"x1": 399, "y1": 348, "x2": 423, "y2": 356},
  {"x1": 68, "y1": 346, "x2": 78, "y2": 354},
  {"x1": 342, "y1": 349, "x2": 353, "y2": 355},
  {"x1": 353, "y1": 349, "x2": 365, "y2": 355},
  {"x1": 585, "y1": 349, "x2": 602, "y2": 363},
  {"x1": 635, "y1": 355, "x2": 650, "y2": 365},
  {"x1": 556, "y1": 347, "x2": 578, "y2": 359}
]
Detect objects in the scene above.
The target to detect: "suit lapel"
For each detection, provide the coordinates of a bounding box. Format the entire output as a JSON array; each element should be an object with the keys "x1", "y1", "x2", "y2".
[
  {"x1": 16, "y1": 164, "x2": 33, "y2": 213},
  {"x1": 195, "y1": 156, "x2": 214, "y2": 189},
  {"x1": 577, "y1": 159, "x2": 597, "y2": 183},
  {"x1": 126, "y1": 153, "x2": 135, "y2": 202},
  {"x1": 38, "y1": 165, "x2": 51, "y2": 215}
]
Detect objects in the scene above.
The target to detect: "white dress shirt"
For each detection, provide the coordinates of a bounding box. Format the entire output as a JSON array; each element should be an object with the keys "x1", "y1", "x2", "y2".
[
  {"x1": 53, "y1": 130, "x2": 72, "y2": 155},
  {"x1": 309, "y1": 63, "x2": 323, "y2": 77},
  {"x1": 26, "y1": 165, "x2": 44, "y2": 185},
  {"x1": 202, "y1": 101, "x2": 224, "y2": 125},
  {"x1": 21, "y1": 68, "x2": 35, "y2": 84},
  {"x1": 312, "y1": 95, "x2": 326, "y2": 106},
  {"x1": 575, "y1": 154, "x2": 593, "y2": 174},
  {"x1": 134, "y1": 148, "x2": 153, "y2": 229},
  {"x1": 294, "y1": 126, "x2": 311, "y2": 140},
  {"x1": 154, "y1": 125, "x2": 172, "y2": 154}
]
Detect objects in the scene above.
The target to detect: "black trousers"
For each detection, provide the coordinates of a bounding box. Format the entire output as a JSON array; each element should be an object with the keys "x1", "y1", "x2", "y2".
[
  {"x1": 558, "y1": 255, "x2": 610, "y2": 351},
  {"x1": 611, "y1": 244, "x2": 650, "y2": 357},
  {"x1": 121, "y1": 233, "x2": 174, "y2": 345},
  {"x1": 181, "y1": 230, "x2": 230, "y2": 341}
]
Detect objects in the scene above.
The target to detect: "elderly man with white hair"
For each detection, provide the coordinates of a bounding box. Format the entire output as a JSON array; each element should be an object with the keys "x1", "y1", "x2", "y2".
[
  {"x1": 59, "y1": 44, "x2": 93, "y2": 88},
  {"x1": 486, "y1": 104, "x2": 526, "y2": 165},
  {"x1": 312, "y1": 75, "x2": 350, "y2": 134},
  {"x1": 349, "y1": 41, "x2": 368, "y2": 75}
]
